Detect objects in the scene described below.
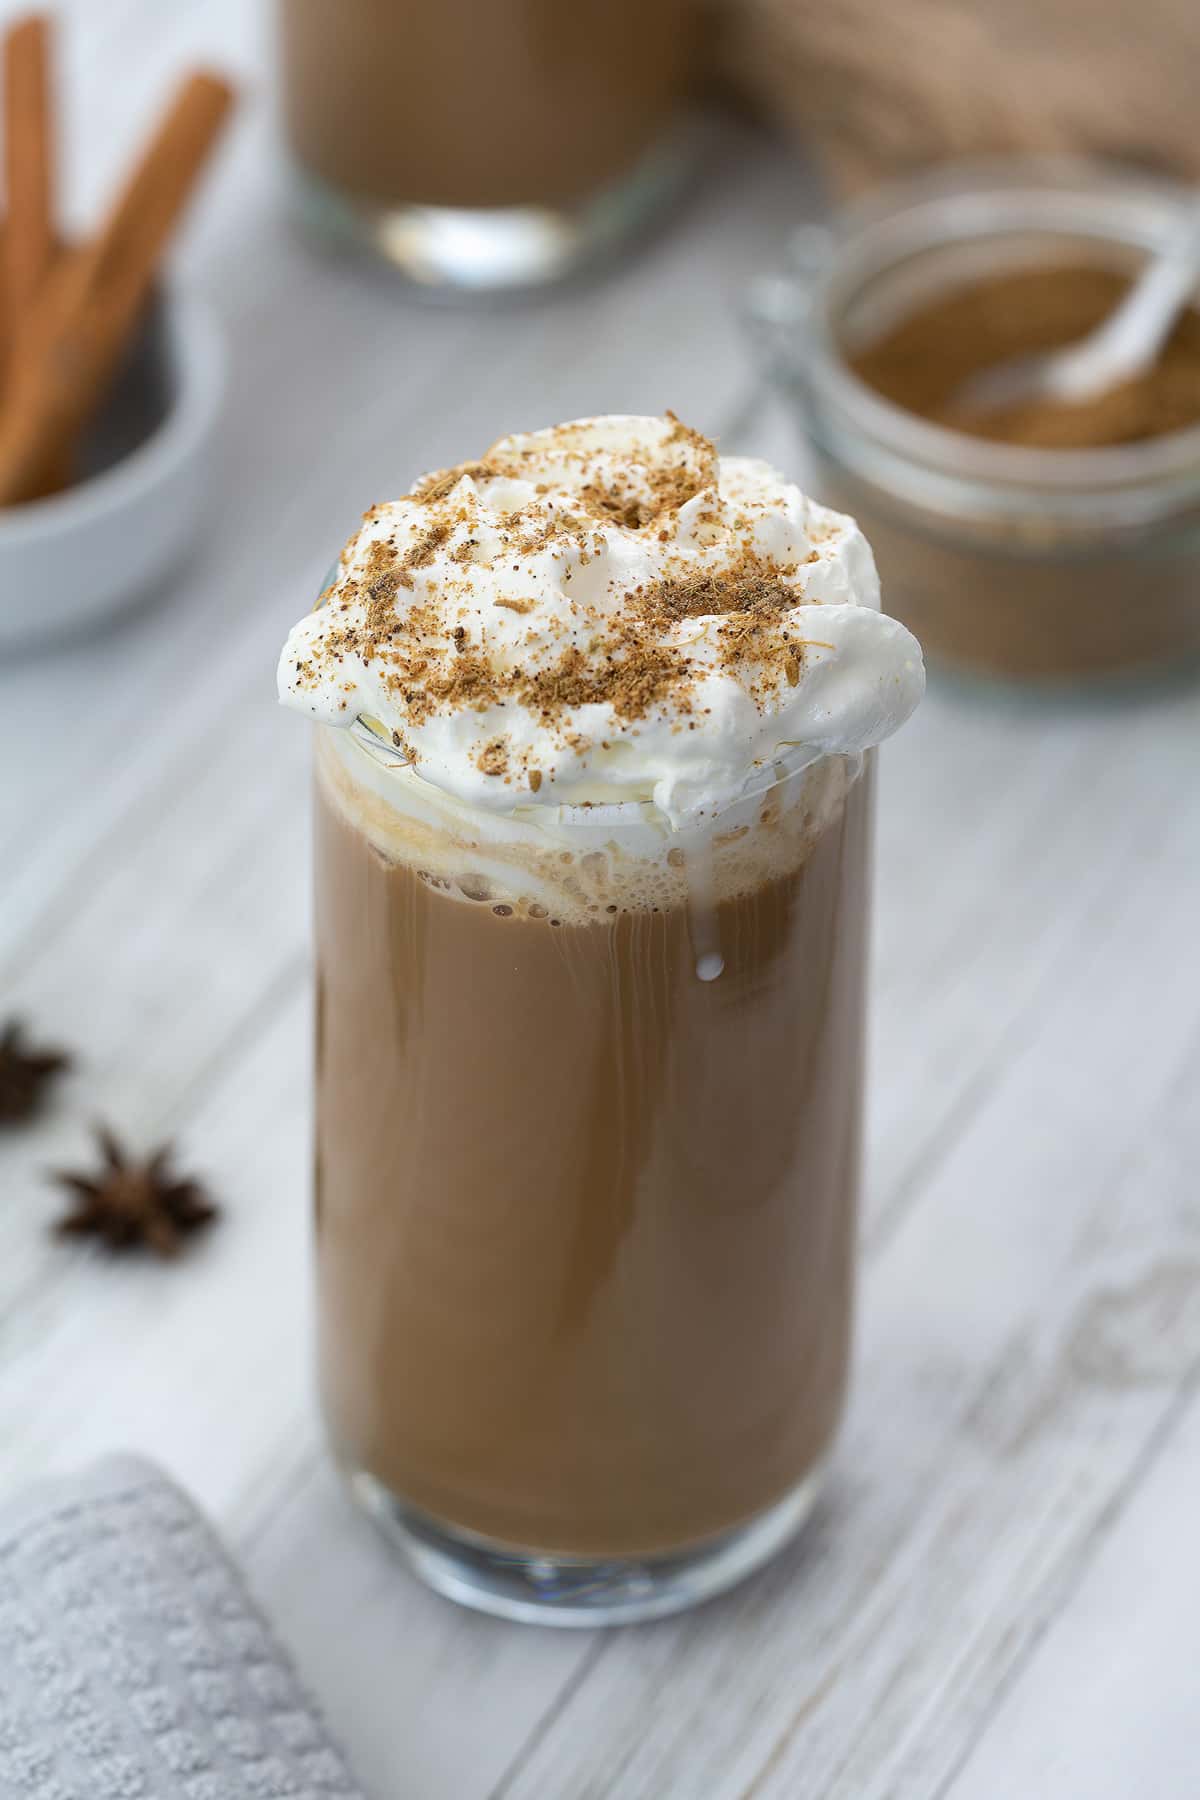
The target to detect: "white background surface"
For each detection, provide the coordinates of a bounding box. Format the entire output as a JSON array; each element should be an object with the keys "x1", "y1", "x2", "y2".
[{"x1": 3, "y1": 4, "x2": 1200, "y2": 1796}]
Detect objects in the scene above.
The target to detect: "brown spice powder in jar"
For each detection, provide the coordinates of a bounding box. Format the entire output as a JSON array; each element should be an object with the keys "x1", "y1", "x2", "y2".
[
  {"x1": 851, "y1": 266, "x2": 1200, "y2": 449},
  {"x1": 824, "y1": 263, "x2": 1200, "y2": 682}
]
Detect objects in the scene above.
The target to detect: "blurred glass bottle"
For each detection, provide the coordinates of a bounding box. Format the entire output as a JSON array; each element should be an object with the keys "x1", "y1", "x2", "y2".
[{"x1": 279, "y1": 0, "x2": 696, "y2": 293}]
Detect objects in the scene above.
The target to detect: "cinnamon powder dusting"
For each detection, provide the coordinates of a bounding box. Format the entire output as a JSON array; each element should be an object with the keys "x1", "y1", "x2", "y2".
[
  {"x1": 475, "y1": 737, "x2": 509, "y2": 777},
  {"x1": 292, "y1": 416, "x2": 826, "y2": 786},
  {"x1": 520, "y1": 641, "x2": 690, "y2": 724}
]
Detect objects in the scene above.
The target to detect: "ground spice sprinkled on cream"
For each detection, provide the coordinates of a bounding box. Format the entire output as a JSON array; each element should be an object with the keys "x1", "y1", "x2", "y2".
[{"x1": 278, "y1": 414, "x2": 924, "y2": 826}]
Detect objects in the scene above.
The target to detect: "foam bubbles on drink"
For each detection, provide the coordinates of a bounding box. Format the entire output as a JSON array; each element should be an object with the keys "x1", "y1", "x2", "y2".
[{"x1": 319, "y1": 713, "x2": 858, "y2": 934}]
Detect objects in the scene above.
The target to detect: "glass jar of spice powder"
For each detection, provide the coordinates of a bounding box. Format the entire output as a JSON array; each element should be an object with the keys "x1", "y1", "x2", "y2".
[{"x1": 752, "y1": 162, "x2": 1200, "y2": 685}]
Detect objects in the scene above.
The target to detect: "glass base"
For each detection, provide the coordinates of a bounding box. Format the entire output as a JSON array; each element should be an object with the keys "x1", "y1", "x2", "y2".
[
  {"x1": 288, "y1": 124, "x2": 700, "y2": 295},
  {"x1": 345, "y1": 1463, "x2": 825, "y2": 1626}
]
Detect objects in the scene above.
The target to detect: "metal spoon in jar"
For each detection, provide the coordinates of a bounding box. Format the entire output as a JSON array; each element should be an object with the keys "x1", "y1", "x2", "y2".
[{"x1": 951, "y1": 208, "x2": 1200, "y2": 421}]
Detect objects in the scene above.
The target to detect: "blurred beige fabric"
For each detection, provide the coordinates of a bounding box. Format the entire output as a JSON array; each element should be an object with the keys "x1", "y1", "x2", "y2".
[{"x1": 717, "y1": 0, "x2": 1200, "y2": 191}]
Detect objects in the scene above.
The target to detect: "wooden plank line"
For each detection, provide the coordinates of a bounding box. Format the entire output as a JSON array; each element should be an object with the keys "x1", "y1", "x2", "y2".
[
  {"x1": 930, "y1": 1363, "x2": 1200, "y2": 1800},
  {"x1": 943, "y1": 1379, "x2": 1200, "y2": 1800},
  {"x1": 0, "y1": 946, "x2": 308, "y2": 1329},
  {"x1": 245, "y1": 1453, "x2": 599, "y2": 1800},
  {"x1": 237, "y1": 1439, "x2": 322, "y2": 1553},
  {"x1": 866, "y1": 999, "x2": 1056, "y2": 1258},
  {"x1": 486, "y1": 1638, "x2": 613, "y2": 1800},
  {"x1": 0, "y1": 658, "x2": 286, "y2": 986}
]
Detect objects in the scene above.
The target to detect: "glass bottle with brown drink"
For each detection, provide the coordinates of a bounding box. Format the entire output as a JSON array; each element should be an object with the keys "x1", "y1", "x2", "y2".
[
  {"x1": 278, "y1": 0, "x2": 696, "y2": 290},
  {"x1": 277, "y1": 415, "x2": 924, "y2": 1622}
]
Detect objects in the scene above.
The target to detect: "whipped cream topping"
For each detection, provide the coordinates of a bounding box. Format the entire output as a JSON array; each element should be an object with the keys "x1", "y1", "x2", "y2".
[{"x1": 278, "y1": 415, "x2": 924, "y2": 828}]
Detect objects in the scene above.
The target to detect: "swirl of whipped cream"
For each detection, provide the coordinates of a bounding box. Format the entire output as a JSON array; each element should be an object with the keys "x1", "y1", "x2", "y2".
[{"x1": 277, "y1": 414, "x2": 924, "y2": 828}]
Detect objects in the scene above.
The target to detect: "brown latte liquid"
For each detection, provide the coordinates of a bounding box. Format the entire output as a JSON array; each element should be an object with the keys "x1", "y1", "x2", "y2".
[
  {"x1": 315, "y1": 758, "x2": 872, "y2": 1558},
  {"x1": 280, "y1": 0, "x2": 692, "y2": 213}
]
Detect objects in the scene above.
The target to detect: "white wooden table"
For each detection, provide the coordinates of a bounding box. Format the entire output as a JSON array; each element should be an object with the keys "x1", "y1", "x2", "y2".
[{"x1": 4, "y1": 6, "x2": 1200, "y2": 1796}]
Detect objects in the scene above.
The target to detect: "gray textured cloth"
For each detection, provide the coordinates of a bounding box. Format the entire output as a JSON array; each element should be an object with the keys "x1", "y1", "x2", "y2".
[{"x1": 0, "y1": 1457, "x2": 365, "y2": 1800}]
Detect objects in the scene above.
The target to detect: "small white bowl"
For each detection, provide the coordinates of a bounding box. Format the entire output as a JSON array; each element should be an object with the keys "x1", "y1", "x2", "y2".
[{"x1": 0, "y1": 288, "x2": 226, "y2": 652}]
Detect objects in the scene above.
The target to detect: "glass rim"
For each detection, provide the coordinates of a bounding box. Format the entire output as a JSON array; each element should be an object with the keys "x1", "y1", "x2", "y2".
[{"x1": 343, "y1": 714, "x2": 842, "y2": 835}]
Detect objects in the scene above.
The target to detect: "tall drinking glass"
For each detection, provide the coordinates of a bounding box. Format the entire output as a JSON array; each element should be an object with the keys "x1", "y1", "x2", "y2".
[{"x1": 313, "y1": 726, "x2": 873, "y2": 1623}]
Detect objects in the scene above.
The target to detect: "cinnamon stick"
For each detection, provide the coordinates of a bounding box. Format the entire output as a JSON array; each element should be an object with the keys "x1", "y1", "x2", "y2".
[
  {"x1": 0, "y1": 223, "x2": 9, "y2": 382},
  {"x1": 0, "y1": 69, "x2": 233, "y2": 508},
  {"x1": 3, "y1": 14, "x2": 55, "y2": 347}
]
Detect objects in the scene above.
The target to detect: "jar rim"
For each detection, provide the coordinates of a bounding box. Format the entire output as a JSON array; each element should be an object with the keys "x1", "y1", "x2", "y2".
[{"x1": 786, "y1": 156, "x2": 1200, "y2": 519}]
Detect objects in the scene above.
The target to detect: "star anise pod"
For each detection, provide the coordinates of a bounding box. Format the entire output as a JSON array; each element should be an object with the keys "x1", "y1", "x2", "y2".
[
  {"x1": 0, "y1": 1019, "x2": 72, "y2": 1124},
  {"x1": 51, "y1": 1127, "x2": 219, "y2": 1257}
]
